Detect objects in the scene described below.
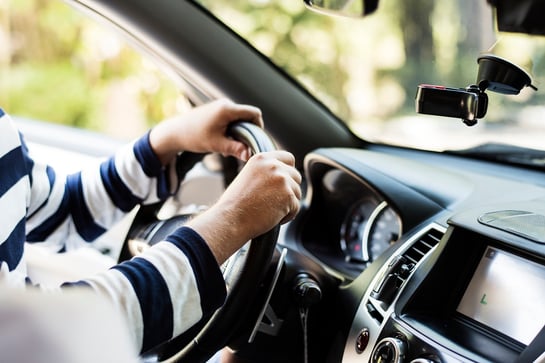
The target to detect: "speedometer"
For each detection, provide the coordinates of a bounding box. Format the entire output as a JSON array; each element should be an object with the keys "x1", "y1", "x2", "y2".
[
  {"x1": 340, "y1": 199, "x2": 402, "y2": 263},
  {"x1": 340, "y1": 199, "x2": 377, "y2": 262},
  {"x1": 367, "y1": 202, "x2": 402, "y2": 261}
]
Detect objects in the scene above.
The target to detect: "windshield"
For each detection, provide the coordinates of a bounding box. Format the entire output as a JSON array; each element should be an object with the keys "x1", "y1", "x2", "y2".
[{"x1": 199, "y1": 0, "x2": 545, "y2": 153}]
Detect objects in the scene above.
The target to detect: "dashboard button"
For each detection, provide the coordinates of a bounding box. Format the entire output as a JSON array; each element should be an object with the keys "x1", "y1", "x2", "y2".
[{"x1": 355, "y1": 328, "x2": 370, "y2": 354}]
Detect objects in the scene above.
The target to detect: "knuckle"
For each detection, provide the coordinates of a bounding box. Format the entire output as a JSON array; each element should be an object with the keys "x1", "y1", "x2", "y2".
[{"x1": 214, "y1": 98, "x2": 233, "y2": 115}]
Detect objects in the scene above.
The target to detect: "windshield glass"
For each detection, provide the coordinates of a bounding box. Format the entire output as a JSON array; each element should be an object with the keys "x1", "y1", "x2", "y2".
[{"x1": 199, "y1": 0, "x2": 545, "y2": 153}]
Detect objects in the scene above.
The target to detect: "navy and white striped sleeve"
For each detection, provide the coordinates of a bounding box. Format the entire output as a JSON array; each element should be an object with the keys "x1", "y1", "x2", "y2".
[
  {"x1": 73, "y1": 226, "x2": 227, "y2": 353},
  {"x1": 0, "y1": 110, "x2": 34, "y2": 275},
  {"x1": 1, "y1": 109, "x2": 227, "y2": 352},
  {"x1": 26, "y1": 131, "x2": 176, "y2": 249}
]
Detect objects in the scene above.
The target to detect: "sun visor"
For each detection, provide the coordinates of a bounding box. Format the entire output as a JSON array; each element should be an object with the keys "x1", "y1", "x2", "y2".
[{"x1": 489, "y1": 0, "x2": 545, "y2": 35}]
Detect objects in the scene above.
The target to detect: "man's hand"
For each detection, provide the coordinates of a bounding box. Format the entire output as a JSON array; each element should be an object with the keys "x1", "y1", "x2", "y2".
[
  {"x1": 149, "y1": 99, "x2": 264, "y2": 165},
  {"x1": 187, "y1": 150, "x2": 302, "y2": 265},
  {"x1": 148, "y1": 98, "x2": 301, "y2": 264}
]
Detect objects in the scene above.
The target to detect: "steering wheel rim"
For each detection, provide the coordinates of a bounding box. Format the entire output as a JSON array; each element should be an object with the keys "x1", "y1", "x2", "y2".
[{"x1": 123, "y1": 122, "x2": 280, "y2": 362}]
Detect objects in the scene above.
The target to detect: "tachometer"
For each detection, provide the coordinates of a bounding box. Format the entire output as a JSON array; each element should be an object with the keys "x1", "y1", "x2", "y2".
[{"x1": 340, "y1": 199, "x2": 402, "y2": 263}]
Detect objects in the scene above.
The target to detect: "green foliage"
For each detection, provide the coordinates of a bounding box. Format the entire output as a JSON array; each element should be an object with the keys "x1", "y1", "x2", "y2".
[
  {"x1": 0, "y1": 61, "x2": 100, "y2": 129},
  {"x1": 0, "y1": 0, "x2": 181, "y2": 136},
  {"x1": 2, "y1": 0, "x2": 544, "y2": 139},
  {"x1": 199, "y1": 0, "x2": 545, "y2": 129}
]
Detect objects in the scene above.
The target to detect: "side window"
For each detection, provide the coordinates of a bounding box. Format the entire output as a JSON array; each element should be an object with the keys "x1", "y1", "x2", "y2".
[{"x1": 0, "y1": 0, "x2": 188, "y2": 143}]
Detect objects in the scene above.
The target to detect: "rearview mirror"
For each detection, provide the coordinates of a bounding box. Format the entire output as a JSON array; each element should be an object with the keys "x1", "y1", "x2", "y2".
[{"x1": 303, "y1": 0, "x2": 379, "y2": 17}]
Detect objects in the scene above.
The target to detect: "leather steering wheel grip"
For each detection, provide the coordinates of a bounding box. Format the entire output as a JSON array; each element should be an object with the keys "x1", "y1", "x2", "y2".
[{"x1": 226, "y1": 121, "x2": 277, "y2": 156}]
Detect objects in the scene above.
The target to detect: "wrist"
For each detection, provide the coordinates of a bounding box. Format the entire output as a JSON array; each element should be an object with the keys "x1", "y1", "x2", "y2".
[
  {"x1": 149, "y1": 119, "x2": 188, "y2": 166},
  {"x1": 187, "y1": 206, "x2": 247, "y2": 265}
]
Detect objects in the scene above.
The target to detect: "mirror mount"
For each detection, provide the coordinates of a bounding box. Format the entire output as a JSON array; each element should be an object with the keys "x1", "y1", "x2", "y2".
[{"x1": 303, "y1": 0, "x2": 379, "y2": 17}]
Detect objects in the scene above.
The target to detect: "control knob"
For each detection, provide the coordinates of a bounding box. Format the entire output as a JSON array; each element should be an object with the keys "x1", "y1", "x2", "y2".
[{"x1": 371, "y1": 337, "x2": 406, "y2": 363}]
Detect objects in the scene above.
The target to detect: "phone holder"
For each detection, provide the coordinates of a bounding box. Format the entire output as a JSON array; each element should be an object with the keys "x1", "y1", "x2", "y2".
[{"x1": 416, "y1": 54, "x2": 537, "y2": 126}]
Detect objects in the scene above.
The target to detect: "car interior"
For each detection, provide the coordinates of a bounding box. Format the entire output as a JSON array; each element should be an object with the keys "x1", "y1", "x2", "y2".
[{"x1": 3, "y1": 0, "x2": 545, "y2": 362}]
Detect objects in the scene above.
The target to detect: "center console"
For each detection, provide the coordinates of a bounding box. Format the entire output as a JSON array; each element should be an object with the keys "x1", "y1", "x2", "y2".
[{"x1": 343, "y1": 210, "x2": 545, "y2": 363}]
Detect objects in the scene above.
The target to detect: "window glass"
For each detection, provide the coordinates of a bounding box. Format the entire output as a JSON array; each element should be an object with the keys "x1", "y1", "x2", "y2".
[
  {"x1": 199, "y1": 0, "x2": 545, "y2": 153},
  {"x1": 0, "y1": 0, "x2": 187, "y2": 141}
]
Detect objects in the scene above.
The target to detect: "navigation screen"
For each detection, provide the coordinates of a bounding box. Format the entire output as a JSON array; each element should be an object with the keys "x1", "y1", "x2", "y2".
[{"x1": 457, "y1": 247, "x2": 545, "y2": 345}]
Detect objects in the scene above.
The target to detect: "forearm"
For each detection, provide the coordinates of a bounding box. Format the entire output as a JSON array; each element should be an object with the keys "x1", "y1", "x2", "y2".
[{"x1": 73, "y1": 227, "x2": 226, "y2": 353}]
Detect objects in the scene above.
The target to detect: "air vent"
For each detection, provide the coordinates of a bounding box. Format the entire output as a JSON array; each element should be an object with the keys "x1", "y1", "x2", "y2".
[
  {"x1": 370, "y1": 227, "x2": 444, "y2": 306},
  {"x1": 401, "y1": 227, "x2": 444, "y2": 268}
]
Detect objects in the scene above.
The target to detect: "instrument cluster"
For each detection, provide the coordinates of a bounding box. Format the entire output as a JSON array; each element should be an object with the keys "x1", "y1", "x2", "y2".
[{"x1": 340, "y1": 198, "x2": 402, "y2": 264}]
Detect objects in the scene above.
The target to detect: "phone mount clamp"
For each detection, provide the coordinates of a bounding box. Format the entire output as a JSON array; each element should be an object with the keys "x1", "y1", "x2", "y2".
[{"x1": 415, "y1": 54, "x2": 537, "y2": 126}]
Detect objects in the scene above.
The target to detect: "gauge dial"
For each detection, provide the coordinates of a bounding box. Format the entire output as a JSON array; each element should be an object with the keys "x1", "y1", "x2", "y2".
[
  {"x1": 367, "y1": 202, "x2": 402, "y2": 261},
  {"x1": 340, "y1": 199, "x2": 376, "y2": 262},
  {"x1": 340, "y1": 199, "x2": 402, "y2": 263}
]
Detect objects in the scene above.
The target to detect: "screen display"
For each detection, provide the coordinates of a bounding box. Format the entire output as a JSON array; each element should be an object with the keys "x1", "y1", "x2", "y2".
[{"x1": 457, "y1": 247, "x2": 545, "y2": 345}]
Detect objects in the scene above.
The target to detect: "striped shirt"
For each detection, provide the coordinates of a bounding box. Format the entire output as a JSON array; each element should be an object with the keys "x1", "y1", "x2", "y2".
[{"x1": 0, "y1": 109, "x2": 226, "y2": 353}]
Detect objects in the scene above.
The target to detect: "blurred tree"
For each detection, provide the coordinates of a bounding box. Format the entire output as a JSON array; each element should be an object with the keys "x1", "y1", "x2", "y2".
[
  {"x1": 199, "y1": 0, "x2": 352, "y2": 118},
  {"x1": 2, "y1": 0, "x2": 544, "y2": 144},
  {"x1": 200, "y1": 0, "x2": 545, "y2": 123},
  {"x1": 0, "y1": 0, "x2": 182, "y2": 138}
]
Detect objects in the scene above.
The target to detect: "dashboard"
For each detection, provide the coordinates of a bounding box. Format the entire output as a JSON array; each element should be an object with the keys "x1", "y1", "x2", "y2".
[{"x1": 289, "y1": 147, "x2": 545, "y2": 363}]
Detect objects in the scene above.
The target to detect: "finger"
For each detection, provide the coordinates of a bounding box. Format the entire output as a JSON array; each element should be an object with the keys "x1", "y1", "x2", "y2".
[
  {"x1": 289, "y1": 166, "x2": 303, "y2": 185},
  {"x1": 280, "y1": 193, "x2": 301, "y2": 225},
  {"x1": 289, "y1": 175, "x2": 303, "y2": 200},
  {"x1": 280, "y1": 166, "x2": 302, "y2": 224},
  {"x1": 281, "y1": 163, "x2": 302, "y2": 197},
  {"x1": 227, "y1": 104, "x2": 264, "y2": 128},
  {"x1": 276, "y1": 152, "x2": 301, "y2": 184},
  {"x1": 265, "y1": 150, "x2": 295, "y2": 166},
  {"x1": 233, "y1": 143, "x2": 252, "y2": 161}
]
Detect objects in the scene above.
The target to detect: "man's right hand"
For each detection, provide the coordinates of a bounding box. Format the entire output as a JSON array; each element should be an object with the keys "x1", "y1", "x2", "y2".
[{"x1": 187, "y1": 150, "x2": 302, "y2": 265}]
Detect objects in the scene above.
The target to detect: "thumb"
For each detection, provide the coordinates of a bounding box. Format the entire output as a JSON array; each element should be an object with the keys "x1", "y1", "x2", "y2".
[{"x1": 221, "y1": 139, "x2": 251, "y2": 161}]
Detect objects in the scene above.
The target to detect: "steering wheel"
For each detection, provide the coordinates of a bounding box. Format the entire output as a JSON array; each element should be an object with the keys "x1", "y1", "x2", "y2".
[{"x1": 120, "y1": 122, "x2": 280, "y2": 362}]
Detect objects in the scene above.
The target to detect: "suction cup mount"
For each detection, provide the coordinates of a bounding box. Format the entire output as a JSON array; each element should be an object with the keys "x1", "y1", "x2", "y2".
[{"x1": 415, "y1": 54, "x2": 537, "y2": 126}]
